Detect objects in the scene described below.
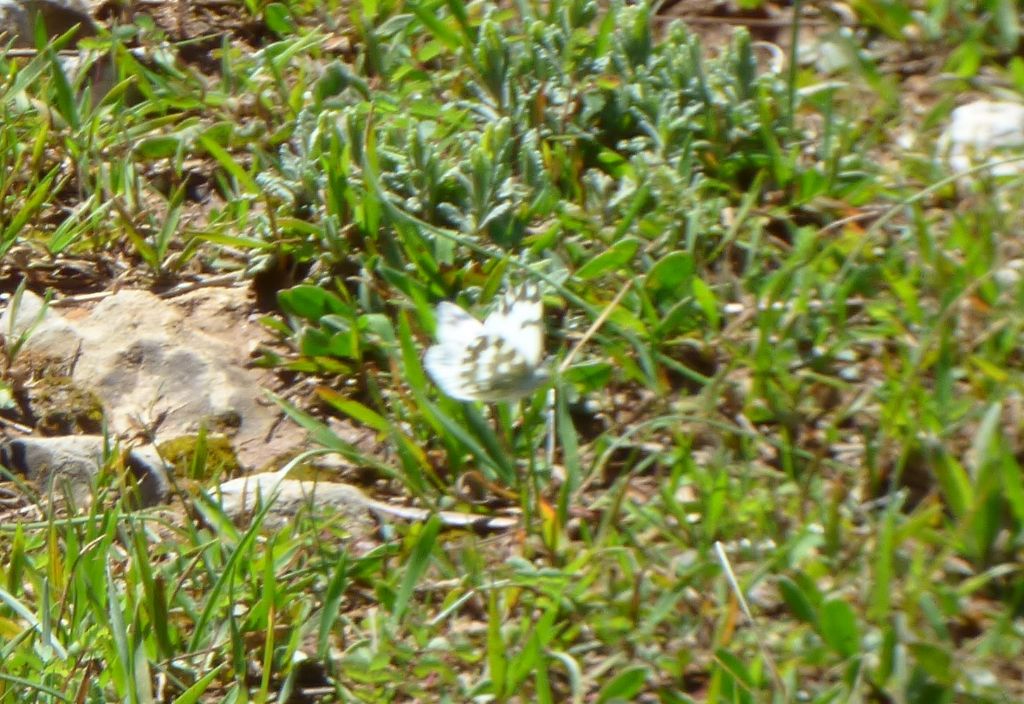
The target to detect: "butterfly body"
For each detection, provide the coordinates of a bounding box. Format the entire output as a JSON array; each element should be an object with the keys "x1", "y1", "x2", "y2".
[{"x1": 424, "y1": 282, "x2": 547, "y2": 402}]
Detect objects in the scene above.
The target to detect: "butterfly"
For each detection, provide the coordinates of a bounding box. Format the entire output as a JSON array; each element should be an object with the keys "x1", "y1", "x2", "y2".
[{"x1": 424, "y1": 282, "x2": 548, "y2": 402}]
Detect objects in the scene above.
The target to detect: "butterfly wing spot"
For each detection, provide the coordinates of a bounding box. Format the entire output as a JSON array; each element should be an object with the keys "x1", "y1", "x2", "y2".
[
  {"x1": 483, "y1": 282, "x2": 544, "y2": 366},
  {"x1": 456, "y1": 336, "x2": 542, "y2": 401}
]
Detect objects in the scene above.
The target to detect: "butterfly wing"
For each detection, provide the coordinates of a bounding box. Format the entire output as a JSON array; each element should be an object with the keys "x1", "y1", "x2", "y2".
[
  {"x1": 424, "y1": 302, "x2": 486, "y2": 401},
  {"x1": 461, "y1": 333, "x2": 542, "y2": 401},
  {"x1": 433, "y1": 301, "x2": 484, "y2": 346},
  {"x1": 482, "y1": 282, "x2": 544, "y2": 366},
  {"x1": 425, "y1": 283, "x2": 547, "y2": 403}
]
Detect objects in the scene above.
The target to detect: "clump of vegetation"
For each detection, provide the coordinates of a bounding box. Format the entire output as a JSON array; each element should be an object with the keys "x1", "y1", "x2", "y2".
[
  {"x1": 156, "y1": 432, "x2": 241, "y2": 482},
  {"x1": 23, "y1": 374, "x2": 105, "y2": 435},
  {"x1": 1, "y1": 0, "x2": 1023, "y2": 702}
]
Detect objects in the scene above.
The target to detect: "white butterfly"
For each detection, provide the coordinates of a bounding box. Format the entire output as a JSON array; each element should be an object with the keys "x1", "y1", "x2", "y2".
[{"x1": 424, "y1": 282, "x2": 548, "y2": 402}]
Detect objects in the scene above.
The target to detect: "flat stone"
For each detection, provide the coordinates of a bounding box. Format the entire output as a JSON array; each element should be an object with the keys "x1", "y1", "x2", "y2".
[
  {"x1": 210, "y1": 472, "x2": 381, "y2": 533},
  {"x1": 210, "y1": 471, "x2": 518, "y2": 532},
  {"x1": 2, "y1": 288, "x2": 306, "y2": 469}
]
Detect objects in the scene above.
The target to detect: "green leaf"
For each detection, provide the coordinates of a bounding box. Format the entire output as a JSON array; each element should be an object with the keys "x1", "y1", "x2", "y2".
[
  {"x1": 562, "y1": 361, "x2": 613, "y2": 392},
  {"x1": 318, "y1": 390, "x2": 390, "y2": 433},
  {"x1": 198, "y1": 133, "x2": 259, "y2": 193},
  {"x1": 702, "y1": 469, "x2": 728, "y2": 540},
  {"x1": 932, "y1": 452, "x2": 973, "y2": 520},
  {"x1": 317, "y1": 556, "x2": 349, "y2": 659},
  {"x1": 407, "y1": 0, "x2": 465, "y2": 51},
  {"x1": 133, "y1": 136, "x2": 182, "y2": 159},
  {"x1": 268, "y1": 393, "x2": 396, "y2": 478},
  {"x1": 691, "y1": 276, "x2": 720, "y2": 329},
  {"x1": 970, "y1": 403, "x2": 1002, "y2": 467},
  {"x1": 576, "y1": 237, "x2": 640, "y2": 280},
  {"x1": 46, "y1": 51, "x2": 78, "y2": 129},
  {"x1": 993, "y1": 0, "x2": 1020, "y2": 54},
  {"x1": 392, "y1": 515, "x2": 441, "y2": 624},
  {"x1": 596, "y1": 148, "x2": 634, "y2": 179},
  {"x1": 264, "y1": 3, "x2": 295, "y2": 35},
  {"x1": 712, "y1": 648, "x2": 755, "y2": 688},
  {"x1": 190, "y1": 231, "x2": 275, "y2": 250},
  {"x1": 106, "y1": 563, "x2": 132, "y2": 694},
  {"x1": 300, "y1": 328, "x2": 352, "y2": 358},
  {"x1": 171, "y1": 666, "x2": 225, "y2": 704},
  {"x1": 908, "y1": 643, "x2": 954, "y2": 685},
  {"x1": 279, "y1": 286, "x2": 351, "y2": 321},
  {"x1": 1010, "y1": 56, "x2": 1024, "y2": 93},
  {"x1": 397, "y1": 309, "x2": 431, "y2": 405},
  {"x1": 1000, "y1": 454, "x2": 1024, "y2": 525},
  {"x1": 818, "y1": 598, "x2": 860, "y2": 658},
  {"x1": 1, "y1": 167, "x2": 59, "y2": 258},
  {"x1": 149, "y1": 575, "x2": 175, "y2": 659},
  {"x1": 869, "y1": 497, "x2": 901, "y2": 620},
  {"x1": 777, "y1": 576, "x2": 816, "y2": 624},
  {"x1": 122, "y1": 220, "x2": 159, "y2": 270},
  {"x1": 507, "y1": 630, "x2": 542, "y2": 693},
  {"x1": 188, "y1": 498, "x2": 274, "y2": 652},
  {"x1": 487, "y1": 590, "x2": 507, "y2": 695},
  {"x1": 462, "y1": 403, "x2": 517, "y2": 484},
  {"x1": 555, "y1": 385, "x2": 581, "y2": 522},
  {"x1": 645, "y1": 251, "x2": 695, "y2": 299},
  {"x1": 596, "y1": 666, "x2": 648, "y2": 702},
  {"x1": 49, "y1": 195, "x2": 108, "y2": 254}
]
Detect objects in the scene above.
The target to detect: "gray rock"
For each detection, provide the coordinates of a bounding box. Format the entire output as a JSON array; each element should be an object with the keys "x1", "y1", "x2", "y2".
[
  {"x1": 0, "y1": 434, "x2": 170, "y2": 507},
  {"x1": 0, "y1": 0, "x2": 116, "y2": 105},
  {"x1": 0, "y1": 0, "x2": 96, "y2": 48}
]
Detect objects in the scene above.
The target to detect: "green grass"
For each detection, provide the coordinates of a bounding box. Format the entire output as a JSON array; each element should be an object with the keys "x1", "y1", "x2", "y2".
[{"x1": 2, "y1": 0, "x2": 1024, "y2": 701}]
